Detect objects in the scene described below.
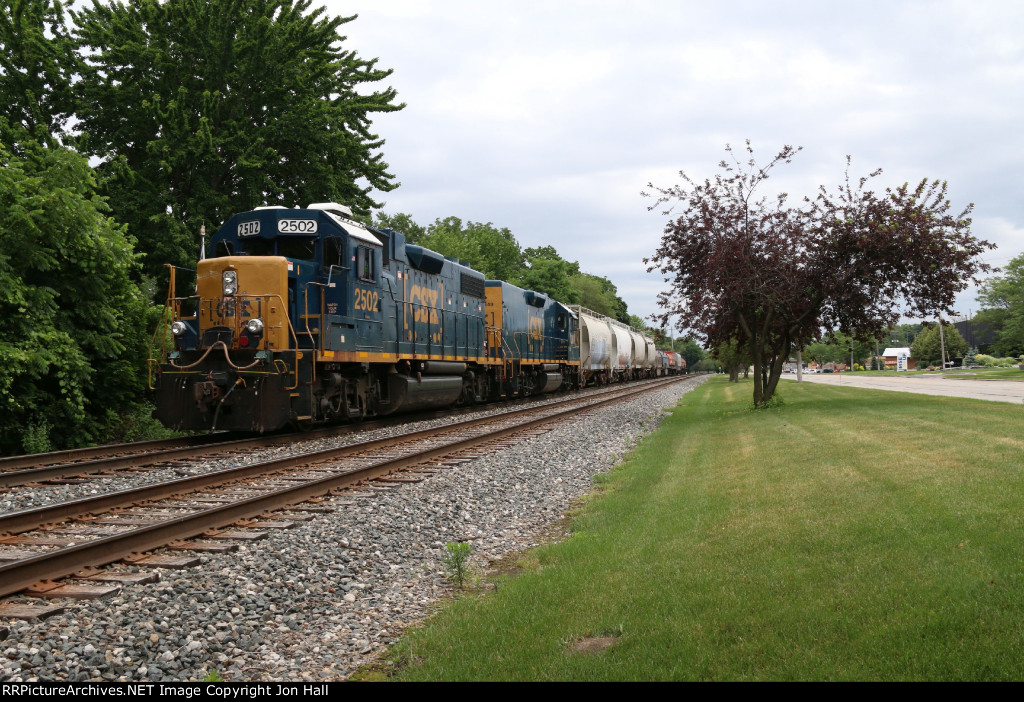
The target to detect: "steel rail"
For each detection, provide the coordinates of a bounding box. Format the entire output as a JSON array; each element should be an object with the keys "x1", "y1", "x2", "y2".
[
  {"x1": 0, "y1": 377, "x2": 689, "y2": 597},
  {"x1": 0, "y1": 379, "x2": 673, "y2": 487},
  {"x1": 0, "y1": 377, "x2": 684, "y2": 534},
  {"x1": 0, "y1": 433, "x2": 233, "y2": 472}
]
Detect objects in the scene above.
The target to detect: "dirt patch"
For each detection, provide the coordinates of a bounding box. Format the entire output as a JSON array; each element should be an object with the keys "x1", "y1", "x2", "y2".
[{"x1": 568, "y1": 636, "x2": 619, "y2": 654}]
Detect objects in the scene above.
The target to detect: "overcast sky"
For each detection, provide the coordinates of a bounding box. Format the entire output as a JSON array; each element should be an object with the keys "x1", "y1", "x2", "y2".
[{"x1": 331, "y1": 0, "x2": 1023, "y2": 331}]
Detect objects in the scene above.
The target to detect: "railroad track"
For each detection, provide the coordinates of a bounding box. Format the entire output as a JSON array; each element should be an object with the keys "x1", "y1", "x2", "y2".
[
  {"x1": 0, "y1": 379, "x2": 678, "y2": 489},
  {"x1": 0, "y1": 376, "x2": 692, "y2": 600}
]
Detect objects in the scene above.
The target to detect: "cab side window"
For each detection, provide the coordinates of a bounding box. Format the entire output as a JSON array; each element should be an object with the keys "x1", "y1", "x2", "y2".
[
  {"x1": 324, "y1": 237, "x2": 345, "y2": 270},
  {"x1": 357, "y1": 246, "x2": 376, "y2": 282}
]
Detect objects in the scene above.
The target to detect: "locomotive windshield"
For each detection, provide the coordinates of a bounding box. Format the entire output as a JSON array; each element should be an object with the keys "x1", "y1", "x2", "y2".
[
  {"x1": 210, "y1": 234, "x2": 314, "y2": 259},
  {"x1": 276, "y1": 236, "x2": 316, "y2": 261}
]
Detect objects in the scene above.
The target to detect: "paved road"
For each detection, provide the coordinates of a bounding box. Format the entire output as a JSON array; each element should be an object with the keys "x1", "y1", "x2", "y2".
[{"x1": 780, "y1": 372, "x2": 1024, "y2": 404}]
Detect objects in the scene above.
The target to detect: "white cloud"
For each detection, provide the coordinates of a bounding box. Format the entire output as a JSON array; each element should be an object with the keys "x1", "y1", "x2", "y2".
[{"x1": 333, "y1": 0, "x2": 1024, "y2": 327}]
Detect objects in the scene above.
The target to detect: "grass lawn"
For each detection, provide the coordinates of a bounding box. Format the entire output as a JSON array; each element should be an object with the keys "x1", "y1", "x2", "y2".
[
  {"x1": 375, "y1": 377, "x2": 1024, "y2": 681},
  {"x1": 838, "y1": 368, "x2": 1023, "y2": 380},
  {"x1": 942, "y1": 368, "x2": 1024, "y2": 381}
]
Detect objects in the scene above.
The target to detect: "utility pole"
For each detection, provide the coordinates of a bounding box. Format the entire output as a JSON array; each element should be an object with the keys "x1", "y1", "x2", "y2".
[{"x1": 938, "y1": 317, "x2": 947, "y2": 369}]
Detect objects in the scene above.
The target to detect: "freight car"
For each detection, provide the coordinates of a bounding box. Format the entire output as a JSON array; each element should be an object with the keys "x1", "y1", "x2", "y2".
[{"x1": 151, "y1": 203, "x2": 615, "y2": 433}]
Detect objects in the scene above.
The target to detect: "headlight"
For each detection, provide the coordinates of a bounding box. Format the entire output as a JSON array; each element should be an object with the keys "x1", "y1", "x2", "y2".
[
  {"x1": 170, "y1": 321, "x2": 187, "y2": 336},
  {"x1": 222, "y1": 270, "x2": 238, "y2": 295},
  {"x1": 246, "y1": 318, "x2": 264, "y2": 334}
]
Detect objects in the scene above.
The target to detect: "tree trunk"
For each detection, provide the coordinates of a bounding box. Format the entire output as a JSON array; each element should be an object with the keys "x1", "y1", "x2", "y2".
[{"x1": 750, "y1": 335, "x2": 765, "y2": 405}]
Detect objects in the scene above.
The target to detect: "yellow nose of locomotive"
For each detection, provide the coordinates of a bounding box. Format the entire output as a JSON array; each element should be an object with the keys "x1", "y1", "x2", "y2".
[{"x1": 196, "y1": 256, "x2": 291, "y2": 350}]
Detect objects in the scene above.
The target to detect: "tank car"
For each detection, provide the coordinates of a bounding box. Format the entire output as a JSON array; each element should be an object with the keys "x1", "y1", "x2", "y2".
[{"x1": 574, "y1": 306, "x2": 614, "y2": 385}]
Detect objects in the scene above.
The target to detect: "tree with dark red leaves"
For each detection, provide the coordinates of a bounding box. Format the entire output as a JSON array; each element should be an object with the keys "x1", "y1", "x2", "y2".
[{"x1": 644, "y1": 142, "x2": 994, "y2": 407}]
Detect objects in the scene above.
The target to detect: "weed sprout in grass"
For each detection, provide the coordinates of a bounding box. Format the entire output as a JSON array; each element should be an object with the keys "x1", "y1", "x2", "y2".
[{"x1": 442, "y1": 541, "x2": 473, "y2": 588}]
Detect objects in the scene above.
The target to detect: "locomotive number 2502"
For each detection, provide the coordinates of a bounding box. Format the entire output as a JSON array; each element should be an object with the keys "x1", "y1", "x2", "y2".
[{"x1": 354, "y1": 288, "x2": 379, "y2": 312}]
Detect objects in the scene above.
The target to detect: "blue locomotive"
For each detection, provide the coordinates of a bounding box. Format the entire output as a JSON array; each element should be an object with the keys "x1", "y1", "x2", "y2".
[{"x1": 150, "y1": 203, "x2": 586, "y2": 432}]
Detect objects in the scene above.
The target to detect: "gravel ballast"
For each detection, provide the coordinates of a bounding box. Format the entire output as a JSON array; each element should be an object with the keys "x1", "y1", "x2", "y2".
[{"x1": 0, "y1": 377, "x2": 705, "y2": 682}]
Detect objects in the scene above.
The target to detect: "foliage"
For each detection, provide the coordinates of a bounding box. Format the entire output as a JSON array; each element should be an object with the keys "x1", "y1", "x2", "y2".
[
  {"x1": 882, "y1": 323, "x2": 922, "y2": 349},
  {"x1": 442, "y1": 541, "x2": 473, "y2": 589},
  {"x1": 804, "y1": 332, "x2": 874, "y2": 367},
  {"x1": 0, "y1": 128, "x2": 149, "y2": 454},
  {"x1": 693, "y1": 358, "x2": 719, "y2": 373},
  {"x1": 970, "y1": 354, "x2": 1017, "y2": 368},
  {"x1": 416, "y1": 217, "x2": 525, "y2": 282},
  {"x1": 712, "y1": 339, "x2": 751, "y2": 382},
  {"x1": 569, "y1": 272, "x2": 628, "y2": 322},
  {"x1": 373, "y1": 211, "x2": 427, "y2": 243},
  {"x1": 71, "y1": 0, "x2": 403, "y2": 288},
  {"x1": 676, "y1": 339, "x2": 706, "y2": 369},
  {"x1": 911, "y1": 322, "x2": 968, "y2": 367},
  {"x1": 645, "y1": 141, "x2": 994, "y2": 407},
  {"x1": 373, "y1": 212, "x2": 630, "y2": 317},
  {"x1": 0, "y1": 0, "x2": 77, "y2": 143},
  {"x1": 975, "y1": 251, "x2": 1024, "y2": 357},
  {"x1": 520, "y1": 246, "x2": 581, "y2": 305}
]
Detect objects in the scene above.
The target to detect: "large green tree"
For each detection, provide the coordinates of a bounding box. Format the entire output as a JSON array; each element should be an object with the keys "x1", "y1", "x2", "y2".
[
  {"x1": 975, "y1": 252, "x2": 1024, "y2": 357},
  {"x1": 72, "y1": 0, "x2": 404, "y2": 286},
  {"x1": 0, "y1": 129, "x2": 149, "y2": 454},
  {"x1": 373, "y1": 212, "x2": 428, "y2": 243},
  {"x1": 415, "y1": 217, "x2": 525, "y2": 282},
  {"x1": 374, "y1": 212, "x2": 631, "y2": 318},
  {"x1": 911, "y1": 322, "x2": 969, "y2": 367},
  {"x1": 0, "y1": 0, "x2": 76, "y2": 144},
  {"x1": 519, "y1": 246, "x2": 581, "y2": 304},
  {"x1": 569, "y1": 272, "x2": 628, "y2": 322}
]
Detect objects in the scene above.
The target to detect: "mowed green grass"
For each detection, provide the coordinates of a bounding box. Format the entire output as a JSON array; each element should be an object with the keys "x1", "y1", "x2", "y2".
[{"x1": 383, "y1": 378, "x2": 1024, "y2": 681}]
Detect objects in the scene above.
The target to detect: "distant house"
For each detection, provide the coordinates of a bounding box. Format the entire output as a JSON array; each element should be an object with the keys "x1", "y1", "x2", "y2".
[{"x1": 881, "y1": 347, "x2": 917, "y2": 370}]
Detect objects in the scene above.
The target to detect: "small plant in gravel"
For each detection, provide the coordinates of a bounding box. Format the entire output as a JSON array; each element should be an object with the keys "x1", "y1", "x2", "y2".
[
  {"x1": 441, "y1": 541, "x2": 473, "y2": 588},
  {"x1": 202, "y1": 669, "x2": 225, "y2": 682}
]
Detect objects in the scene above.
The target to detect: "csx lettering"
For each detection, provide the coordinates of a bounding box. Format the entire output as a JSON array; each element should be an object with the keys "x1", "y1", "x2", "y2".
[
  {"x1": 409, "y1": 285, "x2": 440, "y2": 324},
  {"x1": 216, "y1": 297, "x2": 235, "y2": 318},
  {"x1": 215, "y1": 298, "x2": 254, "y2": 319},
  {"x1": 354, "y1": 288, "x2": 379, "y2": 312},
  {"x1": 529, "y1": 316, "x2": 544, "y2": 341}
]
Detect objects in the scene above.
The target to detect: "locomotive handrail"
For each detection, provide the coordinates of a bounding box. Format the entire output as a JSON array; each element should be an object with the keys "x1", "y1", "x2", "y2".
[
  {"x1": 147, "y1": 264, "x2": 192, "y2": 389},
  {"x1": 154, "y1": 289, "x2": 303, "y2": 392},
  {"x1": 509, "y1": 330, "x2": 567, "y2": 364},
  {"x1": 301, "y1": 282, "x2": 320, "y2": 387}
]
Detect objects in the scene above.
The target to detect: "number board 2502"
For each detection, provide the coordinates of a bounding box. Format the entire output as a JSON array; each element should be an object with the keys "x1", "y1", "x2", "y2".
[{"x1": 278, "y1": 219, "x2": 318, "y2": 234}]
